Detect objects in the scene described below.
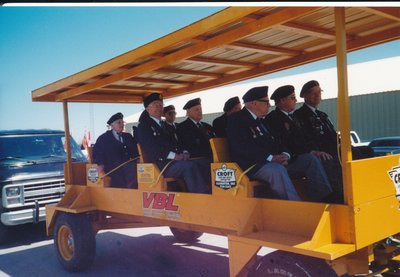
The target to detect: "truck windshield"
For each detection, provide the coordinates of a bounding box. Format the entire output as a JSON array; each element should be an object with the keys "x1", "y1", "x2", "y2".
[{"x1": 0, "y1": 133, "x2": 86, "y2": 163}]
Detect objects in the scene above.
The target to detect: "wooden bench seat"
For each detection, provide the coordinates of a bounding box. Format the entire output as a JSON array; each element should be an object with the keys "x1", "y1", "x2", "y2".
[
  {"x1": 137, "y1": 144, "x2": 185, "y2": 192},
  {"x1": 209, "y1": 138, "x2": 308, "y2": 199},
  {"x1": 210, "y1": 138, "x2": 263, "y2": 198}
]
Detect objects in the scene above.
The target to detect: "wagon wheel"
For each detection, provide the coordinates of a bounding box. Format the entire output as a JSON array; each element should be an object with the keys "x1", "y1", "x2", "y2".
[
  {"x1": 248, "y1": 250, "x2": 349, "y2": 277},
  {"x1": 169, "y1": 227, "x2": 203, "y2": 243},
  {"x1": 54, "y1": 212, "x2": 96, "y2": 272}
]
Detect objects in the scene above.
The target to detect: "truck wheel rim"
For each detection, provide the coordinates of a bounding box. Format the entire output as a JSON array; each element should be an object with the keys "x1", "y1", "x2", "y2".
[{"x1": 58, "y1": 225, "x2": 74, "y2": 261}]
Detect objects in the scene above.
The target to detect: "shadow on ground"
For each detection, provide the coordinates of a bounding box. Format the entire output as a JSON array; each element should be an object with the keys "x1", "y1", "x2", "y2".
[{"x1": 0, "y1": 227, "x2": 229, "y2": 277}]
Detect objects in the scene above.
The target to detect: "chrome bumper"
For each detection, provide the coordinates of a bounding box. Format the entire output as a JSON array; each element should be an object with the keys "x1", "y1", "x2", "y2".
[{"x1": 1, "y1": 206, "x2": 46, "y2": 226}]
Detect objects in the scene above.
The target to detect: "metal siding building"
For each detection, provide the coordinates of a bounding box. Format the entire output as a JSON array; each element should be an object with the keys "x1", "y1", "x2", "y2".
[{"x1": 317, "y1": 90, "x2": 400, "y2": 141}]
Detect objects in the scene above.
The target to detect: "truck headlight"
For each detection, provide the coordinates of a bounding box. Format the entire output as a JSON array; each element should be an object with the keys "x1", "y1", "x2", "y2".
[
  {"x1": 4, "y1": 186, "x2": 23, "y2": 207},
  {"x1": 6, "y1": 186, "x2": 21, "y2": 197}
]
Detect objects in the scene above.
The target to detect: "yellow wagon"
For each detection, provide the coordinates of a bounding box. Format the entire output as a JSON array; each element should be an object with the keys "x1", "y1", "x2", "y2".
[{"x1": 32, "y1": 6, "x2": 400, "y2": 276}]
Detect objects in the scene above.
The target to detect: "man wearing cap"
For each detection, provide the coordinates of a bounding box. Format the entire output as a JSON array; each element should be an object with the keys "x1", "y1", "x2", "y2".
[
  {"x1": 163, "y1": 105, "x2": 179, "y2": 141},
  {"x1": 212, "y1": 96, "x2": 242, "y2": 137},
  {"x1": 265, "y1": 85, "x2": 342, "y2": 202},
  {"x1": 294, "y1": 80, "x2": 373, "y2": 160},
  {"x1": 294, "y1": 80, "x2": 338, "y2": 157},
  {"x1": 92, "y1": 112, "x2": 139, "y2": 188},
  {"x1": 176, "y1": 98, "x2": 216, "y2": 159},
  {"x1": 226, "y1": 86, "x2": 333, "y2": 202},
  {"x1": 137, "y1": 93, "x2": 210, "y2": 194}
]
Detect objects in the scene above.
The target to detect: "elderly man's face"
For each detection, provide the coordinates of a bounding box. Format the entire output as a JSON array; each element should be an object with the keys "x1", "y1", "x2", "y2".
[
  {"x1": 304, "y1": 86, "x2": 322, "y2": 108},
  {"x1": 111, "y1": 118, "x2": 124, "y2": 133},
  {"x1": 146, "y1": 100, "x2": 163, "y2": 119},
  {"x1": 247, "y1": 97, "x2": 270, "y2": 118},
  {"x1": 278, "y1": 92, "x2": 297, "y2": 112},
  {"x1": 164, "y1": 109, "x2": 176, "y2": 123},
  {"x1": 187, "y1": 104, "x2": 203, "y2": 122},
  {"x1": 227, "y1": 103, "x2": 242, "y2": 115}
]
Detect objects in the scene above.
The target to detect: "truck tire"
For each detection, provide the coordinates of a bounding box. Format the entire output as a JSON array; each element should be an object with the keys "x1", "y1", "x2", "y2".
[
  {"x1": 248, "y1": 250, "x2": 346, "y2": 277},
  {"x1": 169, "y1": 227, "x2": 203, "y2": 243},
  {"x1": 54, "y1": 212, "x2": 96, "y2": 272}
]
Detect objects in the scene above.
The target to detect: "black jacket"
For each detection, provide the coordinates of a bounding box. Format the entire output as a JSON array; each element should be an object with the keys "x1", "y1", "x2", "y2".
[
  {"x1": 227, "y1": 108, "x2": 284, "y2": 177},
  {"x1": 137, "y1": 111, "x2": 181, "y2": 169},
  {"x1": 264, "y1": 108, "x2": 312, "y2": 159},
  {"x1": 176, "y1": 118, "x2": 215, "y2": 159},
  {"x1": 92, "y1": 130, "x2": 138, "y2": 187},
  {"x1": 294, "y1": 104, "x2": 337, "y2": 156},
  {"x1": 212, "y1": 113, "x2": 228, "y2": 138}
]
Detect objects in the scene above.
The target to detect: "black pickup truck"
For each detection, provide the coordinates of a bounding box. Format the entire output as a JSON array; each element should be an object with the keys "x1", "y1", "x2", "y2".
[{"x1": 0, "y1": 129, "x2": 87, "y2": 243}]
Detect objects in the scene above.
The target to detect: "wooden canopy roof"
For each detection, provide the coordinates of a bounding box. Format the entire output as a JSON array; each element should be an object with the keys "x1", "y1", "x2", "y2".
[{"x1": 32, "y1": 6, "x2": 400, "y2": 103}]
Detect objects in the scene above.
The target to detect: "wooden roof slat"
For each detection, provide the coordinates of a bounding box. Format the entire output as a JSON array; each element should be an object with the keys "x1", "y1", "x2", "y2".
[
  {"x1": 155, "y1": 67, "x2": 223, "y2": 78},
  {"x1": 67, "y1": 94, "x2": 144, "y2": 103},
  {"x1": 102, "y1": 85, "x2": 165, "y2": 92},
  {"x1": 228, "y1": 41, "x2": 301, "y2": 56},
  {"x1": 360, "y1": 7, "x2": 400, "y2": 22},
  {"x1": 126, "y1": 77, "x2": 192, "y2": 86},
  {"x1": 187, "y1": 56, "x2": 258, "y2": 68},
  {"x1": 49, "y1": 7, "x2": 319, "y2": 102},
  {"x1": 277, "y1": 22, "x2": 356, "y2": 41}
]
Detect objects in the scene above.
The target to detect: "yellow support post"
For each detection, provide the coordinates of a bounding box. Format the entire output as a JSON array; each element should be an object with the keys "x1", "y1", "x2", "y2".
[
  {"x1": 335, "y1": 7, "x2": 352, "y2": 205},
  {"x1": 62, "y1": 101, "x2": 72, "y2": 184}
]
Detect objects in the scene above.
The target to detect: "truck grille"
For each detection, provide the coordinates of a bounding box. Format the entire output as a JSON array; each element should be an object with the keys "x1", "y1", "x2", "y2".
[{"x1": 23, "y1": 178, "x2": 65, "y2": 206}]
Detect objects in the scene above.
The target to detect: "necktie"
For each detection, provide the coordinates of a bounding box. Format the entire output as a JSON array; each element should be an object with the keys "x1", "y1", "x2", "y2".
[
  {"x1": 118, "y1": 133, "x2": 123, "y2": 143},
  {"x1": 287, "y1": 113, "x2": 294, "y2": 121},
  {"x1": 196, "y1": 122, "x2": 202, "y2": 128},
  {"x1": 256, "y1": 118, "x2": 269, "y2": 134},
  {"x1": 160, "y1": 120, "x2": 166, "y2": 129}
]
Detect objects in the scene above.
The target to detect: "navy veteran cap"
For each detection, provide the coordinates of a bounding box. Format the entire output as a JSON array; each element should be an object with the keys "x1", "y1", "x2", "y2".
[
  {"x1": 183, "y1": 98, "x2": 201, "y2": 110},
  {"x1": 163, "y1": 105, "x2": 175, "y2": 114},
  {"x1": 271, "y1": 85, "x2": 295, "y2": 101},
  {"x1": 242, "y1": 86, "x2": 268, "y2": 103},
  {"x1": 223, "y1": 96, "x2": 240, "y2": 112},
  {"x1": 300, "y1": 80, "x2": 320, "y2": 98},
  {"x1": 143, "y1": 93, "x2": 162, "y2": 108},
  {"x1": 107, "y1": 112, "x2": 123, "y2": 125}
]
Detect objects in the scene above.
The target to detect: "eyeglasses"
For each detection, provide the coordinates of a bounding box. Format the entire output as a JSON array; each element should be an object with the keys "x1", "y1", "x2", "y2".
[{"x1": 256, "y1": 99, "x2": 270, "y2": 104}]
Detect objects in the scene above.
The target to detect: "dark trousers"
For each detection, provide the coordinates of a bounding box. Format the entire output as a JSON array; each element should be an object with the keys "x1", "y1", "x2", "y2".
[
  {"x1": 164, "y1": 160, "x2": 211, "y2": 194},
  {"x1": 110, "y1": 162, "x2": 138, "y2": 189},
  {"x1": 287, "y1": 154, "x2": 333, "y2": 201}
]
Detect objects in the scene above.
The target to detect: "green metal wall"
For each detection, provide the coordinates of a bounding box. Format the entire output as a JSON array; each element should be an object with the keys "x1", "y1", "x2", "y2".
[{"x1": 318, "y1": 90, "x2": 399, "y2": 142}]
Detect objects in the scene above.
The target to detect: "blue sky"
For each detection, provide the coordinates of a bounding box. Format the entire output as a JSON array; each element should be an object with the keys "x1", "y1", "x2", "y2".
[{"x1": 0, "y1": 6, "x2": 399, "y2": 144}]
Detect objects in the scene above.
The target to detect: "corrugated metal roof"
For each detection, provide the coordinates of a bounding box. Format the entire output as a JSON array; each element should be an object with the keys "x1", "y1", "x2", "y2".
[{"x1": 31, "y1": 6, "x2": 400, "y2": 103}]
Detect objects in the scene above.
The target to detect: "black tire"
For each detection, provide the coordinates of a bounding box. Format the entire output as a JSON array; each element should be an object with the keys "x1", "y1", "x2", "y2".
[
  {"x1": 54, "y1": 212, "x2": 96, "y2": 272},
  {"x1": 0, "y1": 222, "x2": 12, "y2": 244},
  {"x1": 248, "y1": 250, "x2": 343, "y2": 277},
  {"x1": 169, "y1": 227, "x2": 203, "y2": 243}
]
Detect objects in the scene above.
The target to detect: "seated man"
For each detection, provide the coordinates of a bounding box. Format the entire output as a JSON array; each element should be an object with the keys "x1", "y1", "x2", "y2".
[
  {"x1": 93, "y1": 112, "x2": 138, "y2": 188},
  {"x1": 176, "y1": 98, "x2": 216, "y2": 160},
  {"x1": 137, "y1": 93, "x2": 210, "y2": 194},
  {"x1": 212, "y1": 96, "x2": 242, "y2": 137},
  {"x1": 265, "y1": 85, "x2": 343, "y2": 203},
  {"x1": 294, "y1": 80, "x2": 373, "y2": 160},
  {"x1": 227, "y1": 86, "x2": 333, "y2": 202},
  {"x1": 163, "y1": 105, "x2": 179, "y2": 141}
]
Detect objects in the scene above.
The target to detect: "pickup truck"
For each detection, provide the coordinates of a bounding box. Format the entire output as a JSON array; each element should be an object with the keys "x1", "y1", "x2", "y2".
[
  {"x1": 0, "y1": 129, "x2": 87, "y2": 243},
  {"x1": 350, "y1": 130, "x2": 369, "y2": 147}
]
